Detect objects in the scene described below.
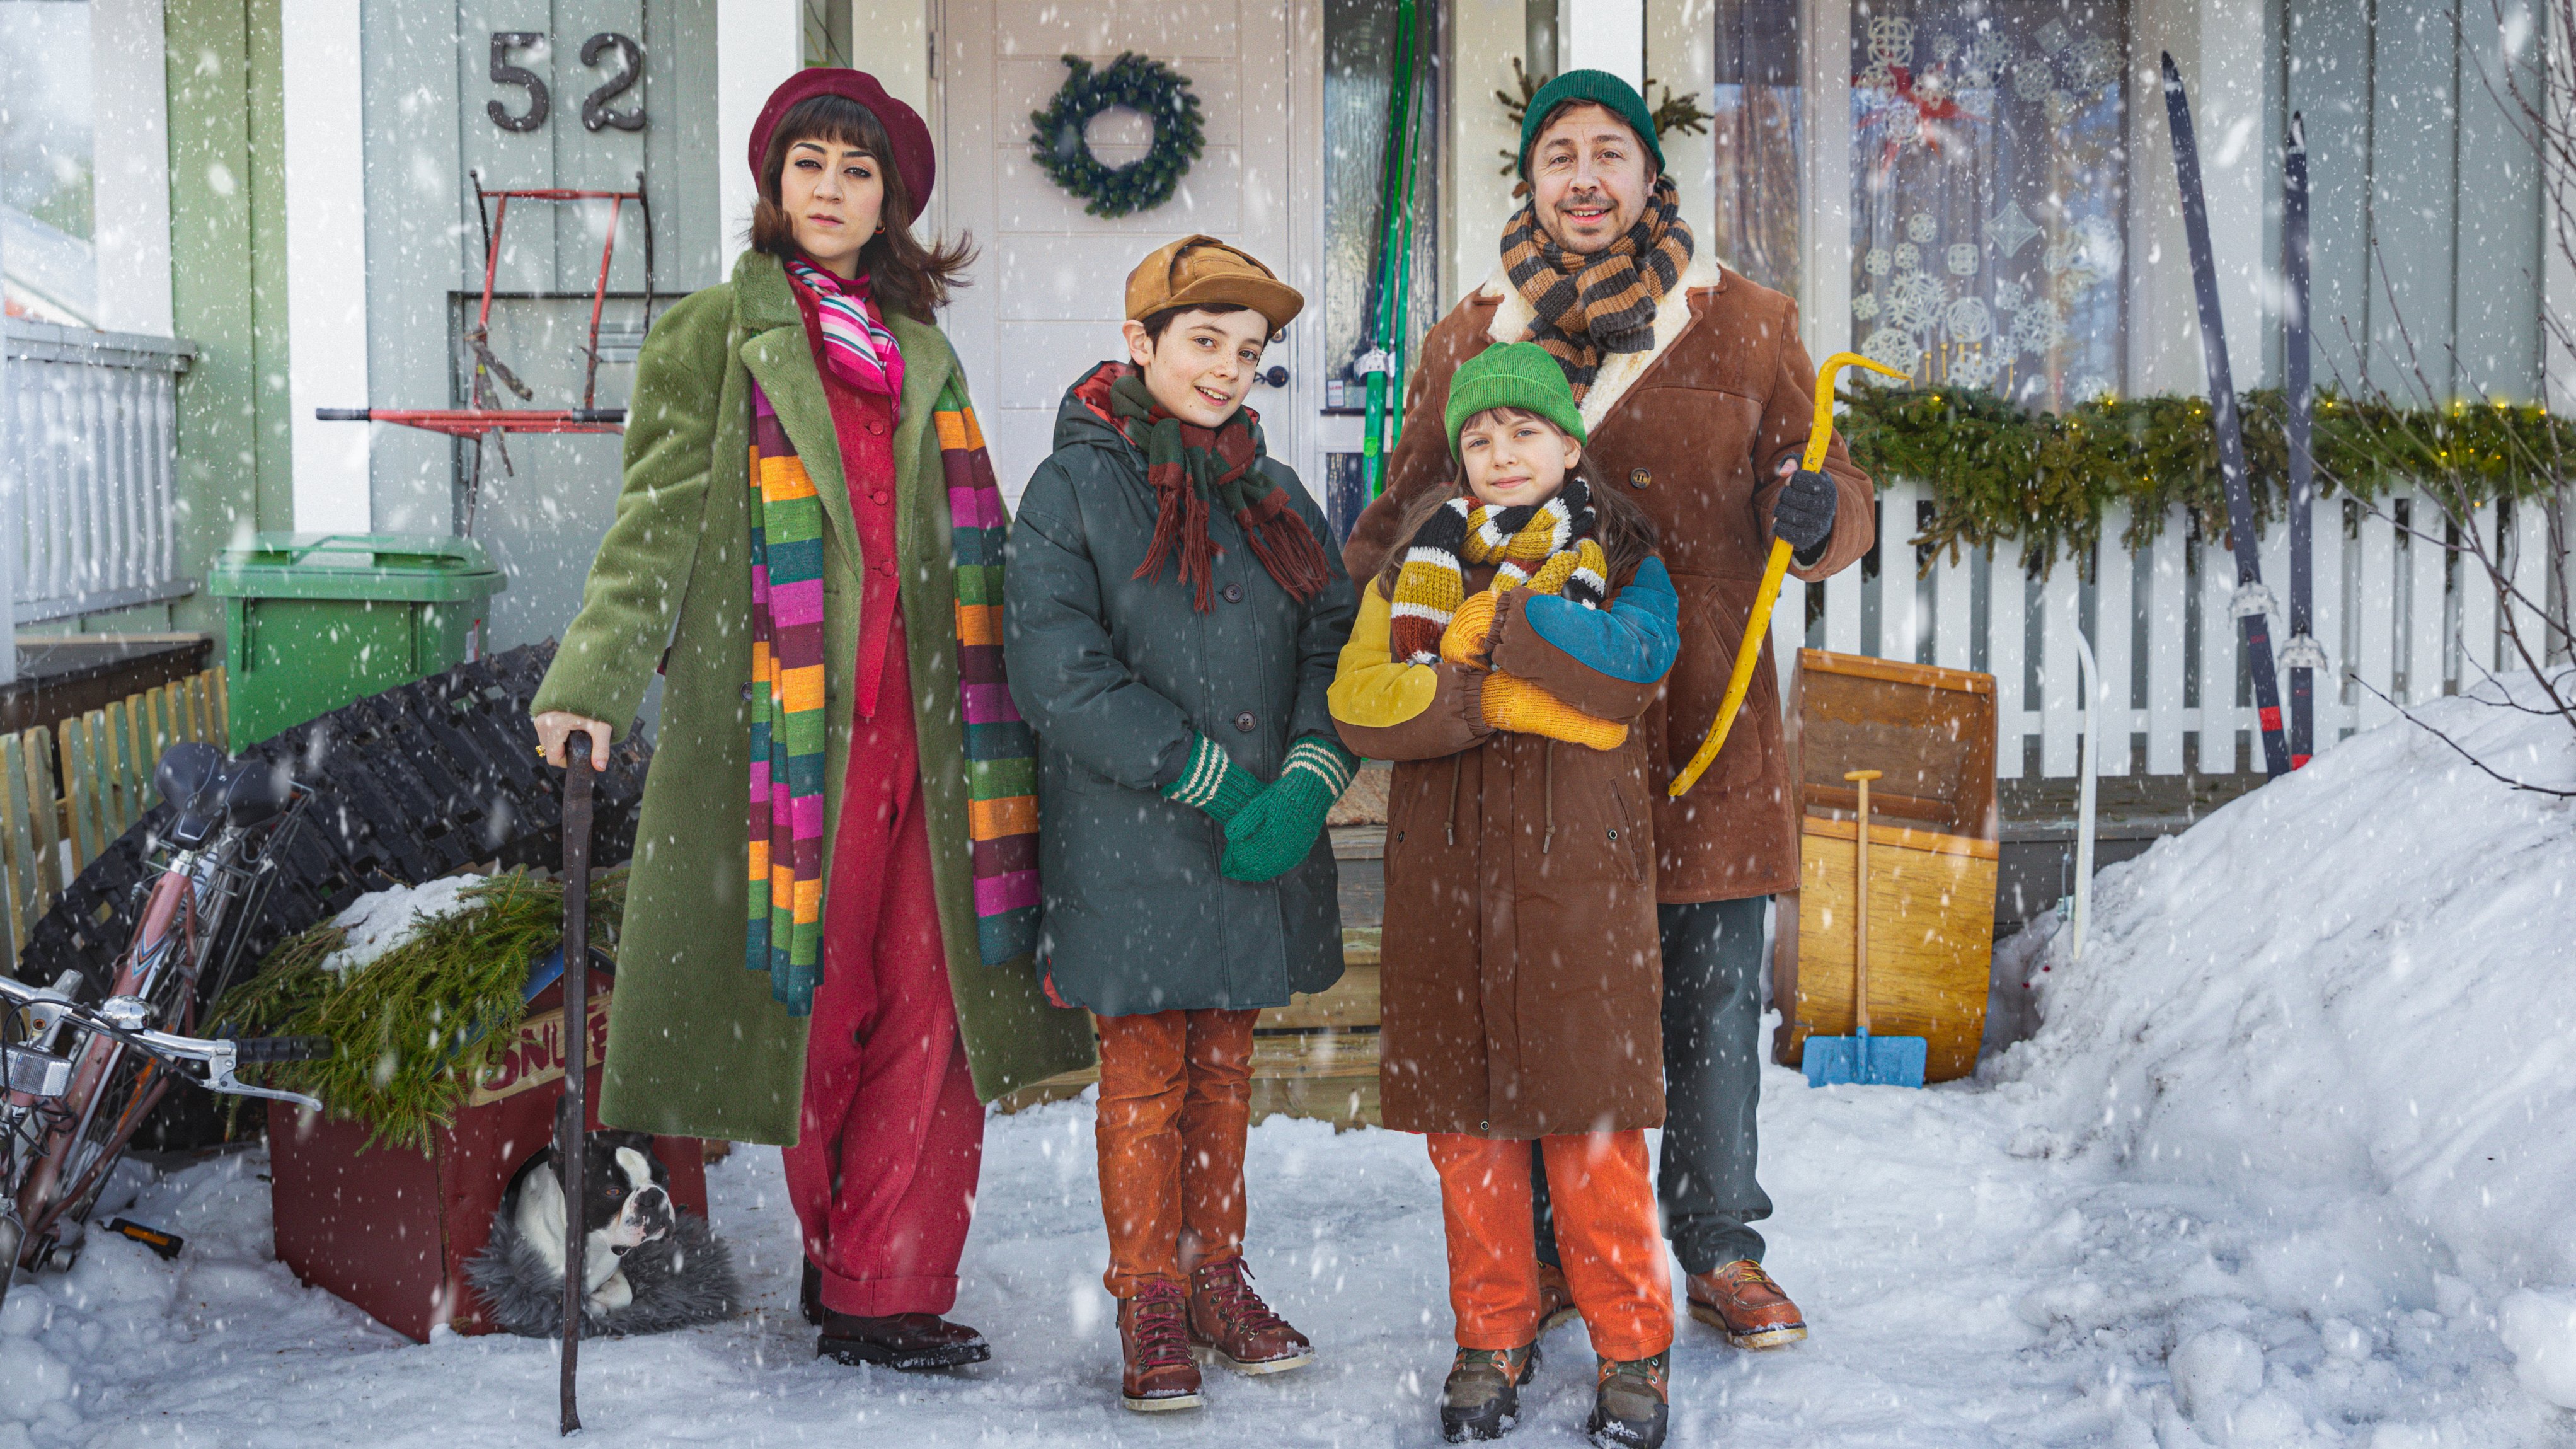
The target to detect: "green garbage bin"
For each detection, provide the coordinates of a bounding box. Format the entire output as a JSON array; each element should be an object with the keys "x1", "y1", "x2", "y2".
[{"x1": 209, "y1": 534, "x2": 507, "y2": 746}]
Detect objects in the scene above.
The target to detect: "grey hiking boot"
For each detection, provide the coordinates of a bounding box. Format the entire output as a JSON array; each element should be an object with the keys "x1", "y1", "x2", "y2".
[
  {"x1": 1441, "y1": 1343, "x2": 1538, "y2": 1441},
  {"x1": 1586, "y1": 1349, "x2": 1670, "y2": 1448}
]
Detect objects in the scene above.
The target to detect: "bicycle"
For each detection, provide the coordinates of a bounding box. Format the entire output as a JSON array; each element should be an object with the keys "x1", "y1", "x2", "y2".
[{"x1": 3, "y1": 741, "x2": 334, "y2": 1300}]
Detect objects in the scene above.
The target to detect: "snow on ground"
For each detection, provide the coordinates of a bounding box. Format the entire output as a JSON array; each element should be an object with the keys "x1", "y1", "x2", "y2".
[{"x1": 4, "y1": 683, "x2": 2575, "y2": 1446}]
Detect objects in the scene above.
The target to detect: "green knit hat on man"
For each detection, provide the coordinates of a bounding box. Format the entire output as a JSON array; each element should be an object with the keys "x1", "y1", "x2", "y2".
[
  {"x1": 1445, "y1": 342, "x2": 1588, "y2": 456},
  {"x1": 1517, "y1": 69, "x2": 1664, "y2": 178}
]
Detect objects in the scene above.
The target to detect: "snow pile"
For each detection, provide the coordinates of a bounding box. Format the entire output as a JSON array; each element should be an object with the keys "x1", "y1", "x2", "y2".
[
  {"x1": 316, "y1": 872, "x2": 488, "y2": 974},
  {"x1": 1991, "y1": 678, "x2": 2576, "y2": 1438}
]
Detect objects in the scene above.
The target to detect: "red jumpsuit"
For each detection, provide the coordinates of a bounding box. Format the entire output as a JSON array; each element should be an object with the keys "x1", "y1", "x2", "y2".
[{"x1": 778, "y1": 297, "x2": 983, "y2": 1319}]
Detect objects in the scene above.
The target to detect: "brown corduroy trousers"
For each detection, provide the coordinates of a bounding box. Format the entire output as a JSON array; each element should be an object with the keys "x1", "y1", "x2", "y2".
[{"x1": 1094, "y1": 1007, "x2": 1260, "y2": 1298}]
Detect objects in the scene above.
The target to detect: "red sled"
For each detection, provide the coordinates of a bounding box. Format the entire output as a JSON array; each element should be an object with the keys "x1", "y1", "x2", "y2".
[{"x1": 266, "y1": 963, "x2": 706, "y2": 1342}]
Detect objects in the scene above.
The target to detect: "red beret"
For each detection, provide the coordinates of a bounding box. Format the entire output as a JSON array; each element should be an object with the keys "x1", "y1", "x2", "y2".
[{"x1": 747, "y1": 69, "x2": 936, "y2": 224}]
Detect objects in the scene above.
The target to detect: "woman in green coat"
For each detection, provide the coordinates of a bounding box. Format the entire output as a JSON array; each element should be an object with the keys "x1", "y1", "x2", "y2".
[{"x1": 531, "y1": 69, "x2": 1090, "y2": 1373}]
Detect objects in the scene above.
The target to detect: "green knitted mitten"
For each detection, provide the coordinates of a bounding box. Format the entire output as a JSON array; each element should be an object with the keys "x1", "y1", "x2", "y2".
[
  {"x1": 1163, "y1": 732, "x2": 1265, "y2": 824},
  {"x1": 1221, "y1": 736, "x2": 1361, "y2": 882}
]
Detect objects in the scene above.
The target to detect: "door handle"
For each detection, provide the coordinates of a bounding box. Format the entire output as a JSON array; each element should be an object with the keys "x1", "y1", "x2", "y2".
[{"x1": 1257, "y1": 366, "x2": 1290, "y2": 388}]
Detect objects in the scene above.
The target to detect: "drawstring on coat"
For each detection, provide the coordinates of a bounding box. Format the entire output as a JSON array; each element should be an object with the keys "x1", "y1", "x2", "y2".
[
  {"x1": 1542, "y1": 740, "x2": 1555, "y2": 854},
  {"x1": 1446, "y1": 755, "x2": 1464, "y2": 846}
]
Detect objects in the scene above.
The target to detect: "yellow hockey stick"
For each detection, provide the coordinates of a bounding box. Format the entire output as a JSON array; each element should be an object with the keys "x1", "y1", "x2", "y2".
[{"x1": 1667, "y1": 350, "x2": 1908, "y2": 798}]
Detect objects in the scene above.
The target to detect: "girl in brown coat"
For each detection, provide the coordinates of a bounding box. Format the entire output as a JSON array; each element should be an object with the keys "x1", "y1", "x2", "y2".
[{"x1": 1328, "y1": 343, "x2": 1682, "y2": 1448}]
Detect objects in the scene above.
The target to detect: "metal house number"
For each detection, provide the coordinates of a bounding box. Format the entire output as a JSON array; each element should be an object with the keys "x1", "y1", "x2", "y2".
[{"x1": 488, "y1": 32, "x2": 647, "y2": 134}]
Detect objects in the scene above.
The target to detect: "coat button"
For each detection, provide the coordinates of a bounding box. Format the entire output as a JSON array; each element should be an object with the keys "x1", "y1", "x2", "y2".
[
  {"x1": 868, "y1": 420, "x2": 886, "y2": 436},
  {"x1": 871, "y1": 489, "x2": 889, "y2": 505},
  {"x1": 1628, "y1": 467, "x2": 1652, "y2": 489},
  {"x1": 1233, "y1": 711, "x2": 1257, "y2": 734},
  {"x1": 1222, "y1": 582, "x2": 1245, "y2": 604},
  {"x1": 1479, "y1": 1120, "x2": 1490, "y2": 1131}
]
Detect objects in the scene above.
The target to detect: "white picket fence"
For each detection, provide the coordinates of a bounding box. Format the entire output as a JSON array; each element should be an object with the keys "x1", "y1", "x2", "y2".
[{"x1": 1776, "y1": 480, "x2": 2571, "y2": 778}]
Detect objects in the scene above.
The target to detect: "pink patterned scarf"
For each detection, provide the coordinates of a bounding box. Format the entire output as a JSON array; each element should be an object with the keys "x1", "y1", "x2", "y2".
[{"x1": 784, "y1": 253, "x2": 906, "y2": 401}]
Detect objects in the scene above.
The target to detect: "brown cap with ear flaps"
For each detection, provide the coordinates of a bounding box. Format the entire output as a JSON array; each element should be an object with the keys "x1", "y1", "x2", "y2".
[{"x1": 1124, "y1": 234, "x2": 1305, "y2": 333}]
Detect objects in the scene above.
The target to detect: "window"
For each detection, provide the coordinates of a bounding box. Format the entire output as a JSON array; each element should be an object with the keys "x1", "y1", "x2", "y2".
[
  {"x1": 1, "y1": 0, "x2": 95, "y2": 326},
  {"x1": 1712, "y1": 0, "x2": 1804, "y2": 299},
  {"x1": 1321, "y1": 0, "x2": 1440, "y2": 413},
  {"x1": 1848, "y1": 0, "x2": 2126, "y2": 405}
]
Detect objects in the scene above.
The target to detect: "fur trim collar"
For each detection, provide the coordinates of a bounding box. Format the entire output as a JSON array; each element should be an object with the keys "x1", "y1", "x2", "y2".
[{"x1": 1476, "y1": 254, "x2": 1723, "y2": 430}]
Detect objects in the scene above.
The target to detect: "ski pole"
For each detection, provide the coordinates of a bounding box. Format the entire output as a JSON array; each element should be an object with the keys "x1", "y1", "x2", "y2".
[
  {"x1": 2282, "y1": 112, "x2": 2325, "y2": 767},
  {"x1": 558, "y1": 731, "x2": 596, "y2": 1436},
  {"x1": 1670, "y1": 351, "x2": 1907, "y2": 798}
]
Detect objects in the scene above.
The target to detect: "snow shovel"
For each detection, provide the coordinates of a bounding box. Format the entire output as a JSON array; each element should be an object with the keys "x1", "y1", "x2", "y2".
[
  {"x1": 1803, "y1": 769, "x2": 1928, "y2": 1088},
  {"x1": 1669, "y1": 350, "x2": 1909, "y2": 798},
  {"x1": 557, "y1": 730, "x2": 597, "y2": 1435}
]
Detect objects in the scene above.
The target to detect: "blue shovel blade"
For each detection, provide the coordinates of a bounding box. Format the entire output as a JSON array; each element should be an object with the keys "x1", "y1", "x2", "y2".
[{"x1": 1802, "y1": 1034, "x2": 1929, "y2": 1089}]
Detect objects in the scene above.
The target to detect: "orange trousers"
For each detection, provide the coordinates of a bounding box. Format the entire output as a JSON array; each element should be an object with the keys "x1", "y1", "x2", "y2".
[
  {"x1": 1095, "y1": 1008, "x2": 1260, "y2": 1298},
  {"x1": 1427, "y1": 1131, "x2": 1674, "y2": 1362}
]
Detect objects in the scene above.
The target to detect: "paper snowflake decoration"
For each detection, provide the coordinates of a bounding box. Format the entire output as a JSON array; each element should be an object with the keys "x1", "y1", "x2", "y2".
[
  {"x1": 2014, "y1": 64, "x2": 2054, "y2": 101},
  {"x1": 1946, "y1": 296, "x2": 1994, "y2": 342},
  {"x1": 1984, "y1": 203, "x2": 2042, "y2": 258},
  {"x1": 1853, "y1": 292, "x2": 1882, "y2": 321},
  {"x1": 2037, "y1": 20, "x2": 2071, "y2": 55},
  {"x1": 1863, "y1": 247, "x2": 1894, "y2": 277},
  {"x1": 1887, "y1": 272, "x2": 1948, "y2": 330},
  {"x1": 1907, "y1": 213, "x2": 1940, "y2": 243},
  {"x1": 1946, "y1": 243, "x2": 1981, "y2": 276},
  {"x1": 1894, "y1": 241, "x2": 1923, "y2": 274},
  {"x1": 1861, "y1": 327, "x2": 1923, "y2": 376},
  {"x1": 1949, "y1": 349, "x2": 1998, "y2": 389},
  {"x1": 1994, "y1": 277, "x2": 2028, "y2": 311}
]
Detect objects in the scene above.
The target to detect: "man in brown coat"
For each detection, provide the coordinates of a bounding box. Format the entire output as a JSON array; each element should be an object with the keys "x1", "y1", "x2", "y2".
[{"x1": 1342, "y1": 69, "x2": 1875, "y2": 1351}]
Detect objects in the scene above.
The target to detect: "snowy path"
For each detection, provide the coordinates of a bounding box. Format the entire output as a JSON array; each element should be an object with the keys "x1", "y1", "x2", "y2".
[{"x1": 5, "y1": 1047, "x2": 2560, "y2": 1447}]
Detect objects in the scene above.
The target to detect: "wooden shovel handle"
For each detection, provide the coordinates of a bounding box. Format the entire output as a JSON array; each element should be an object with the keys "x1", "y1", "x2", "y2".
[{"x1": 1844, "y1": 769, "x2": 1881, "y2": 1039}]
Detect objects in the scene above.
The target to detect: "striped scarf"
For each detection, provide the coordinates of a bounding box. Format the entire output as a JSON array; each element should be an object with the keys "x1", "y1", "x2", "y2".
[
  {"x1": 1500, "y1": 173, "x2": 1693, "y2": 401},
  {"x1": 744, "y1": 378, "x2": 1042, "y2": 1017},
  {"x1": 1094, "y1": 366, "x2": 1333, "y2": 613},
  {"x1": 1388, "y1": 478, "x2": 1608, "y2": 666},
  {"x1": 784, "y1": 255, "x2": 906, "y2": 401}
]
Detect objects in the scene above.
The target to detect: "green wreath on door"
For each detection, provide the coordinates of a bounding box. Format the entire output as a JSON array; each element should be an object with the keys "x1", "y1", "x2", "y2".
[{"x1": 1028, "y1": 52, "x2": 1206, "y2": 219}]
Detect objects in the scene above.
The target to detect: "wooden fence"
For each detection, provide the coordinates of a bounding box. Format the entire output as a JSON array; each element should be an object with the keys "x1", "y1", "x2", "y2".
[{"x1": 0, "y1": 666, "x2": 227, "y2": 959}]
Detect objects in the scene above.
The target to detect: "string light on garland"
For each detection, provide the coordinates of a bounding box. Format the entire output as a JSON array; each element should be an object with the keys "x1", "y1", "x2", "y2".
[
  {"x1": 1836, "y1": 385, "x2": 2573, "y2": 579},
  {"x1": 1028, "y1": 52, "x2": 1205, "y2": 219}
]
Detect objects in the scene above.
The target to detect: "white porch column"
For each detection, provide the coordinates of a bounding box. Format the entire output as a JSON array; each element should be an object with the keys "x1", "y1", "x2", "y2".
[
  {"x1": 279, "y1": 0, "x2": 371, "y2": 533},
  {"x1": 720, "y1": 1, "x2": 807, "y2": 253},
  {"x1": 90, "y1": 0, "x2": 173, "y2": 338},
  {"x1": 1563, "y1": 0, "x2": 1645, "y2": 86}
]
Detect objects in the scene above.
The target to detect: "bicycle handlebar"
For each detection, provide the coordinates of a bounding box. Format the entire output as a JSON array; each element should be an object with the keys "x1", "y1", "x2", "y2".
[{"x1": 1, "y1": 975, "x2": 329, "y2": 1111}]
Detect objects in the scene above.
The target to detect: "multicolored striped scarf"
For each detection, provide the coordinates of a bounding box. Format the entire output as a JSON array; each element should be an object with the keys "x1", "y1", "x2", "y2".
[
  {"x1": 1500, "y1": 173, "x2": 1692, "y2": 401},
  {"x1": 783, "y1": 254, "x2": 906, "y2": 401},
  {"x1": 1388, "y1": 477, "x2": 1608, "y2": 666},
  {"x1": 933, "y1": 379, "x2": 1042, "y2": 968},
  {"x1": 746, "y1": 383, "x2": 831, "y2": 1013},
  {"x1": 743, "y1": 377, "x2": 1044, "y2": 1015}
]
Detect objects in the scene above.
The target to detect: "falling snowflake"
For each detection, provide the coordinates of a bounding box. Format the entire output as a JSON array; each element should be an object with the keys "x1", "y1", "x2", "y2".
[
  {"x1": 1946, "y1": 243, "x2": 1981, "y2": 276},
  {"x1": 1861, "y1": 327, "x2": 1923, "y2": 376},
  {"x1": 1984, "y1": 203, "x2": 2042, "y2": 258},
  {"x1": 1894, "y1": 241, "x2": 1923, "y2": 274},
  {"x1": 1853, "y1": 292, "x2": 1882, "y2": 321},
  {"x1": 1906, "y1": 213, "x2": 1939, "y2": 243},
  {"x1": 1946, "y1": 296, "x2": 1994, "y2": 342},
  {"x1": 1863, "y1": 247, "x2": 1894, "y2": 277}
]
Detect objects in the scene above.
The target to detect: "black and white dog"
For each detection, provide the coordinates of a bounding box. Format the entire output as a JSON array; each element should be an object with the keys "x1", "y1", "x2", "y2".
[{"x1": 472, "y1": 1126, "x2": 742, "y2": 1336}]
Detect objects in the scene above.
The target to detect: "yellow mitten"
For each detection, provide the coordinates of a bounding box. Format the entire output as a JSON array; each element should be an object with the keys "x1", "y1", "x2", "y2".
[
  {"x1": 1480, "y1": 671, "x2": 1629, "y2": 750},
  {"x1": 1439, "y1": 591, "x2": 1498, "y2": 667}
]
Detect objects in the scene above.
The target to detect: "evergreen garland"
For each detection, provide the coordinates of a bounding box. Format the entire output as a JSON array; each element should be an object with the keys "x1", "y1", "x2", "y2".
[
  {"x1": 1028, "y1": 52, "x2": 1205, "y2": 219},
  {"x1": 214, "y1": 868, "x2": 627, "y2": 1152},
  {"x1": 1837, "y1": 386, "x2": 2574, "y2": 577}
]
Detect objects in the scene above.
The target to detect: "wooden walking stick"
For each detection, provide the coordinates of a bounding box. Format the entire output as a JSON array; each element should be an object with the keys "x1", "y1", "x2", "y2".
[
  {"x1": 1669, "y1": 350, "x2": 1909, "y2": 798},
  {"x1": 558, "y1": 730, "x2": 596, "y2": 1436}
]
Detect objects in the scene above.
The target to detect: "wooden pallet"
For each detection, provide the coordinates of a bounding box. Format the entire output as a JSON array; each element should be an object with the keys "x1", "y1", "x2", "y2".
[{"x1": 0, "y1": 666, "x2": 227, "y2": 961}]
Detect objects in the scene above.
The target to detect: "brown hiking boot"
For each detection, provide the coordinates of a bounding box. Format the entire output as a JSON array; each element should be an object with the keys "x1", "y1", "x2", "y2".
[
  {"x1": 1536, "y1": 1260, "x2": 1580, "y2": 1335},
  {"x1": 1687, "y1": 1259, "x2": 1808, "y2": 1349},
  {"x1": 1118, "y1": 1281, "x2": 1204, "y2": 1412},
  {"x1": 1440, "y1": 1343, "x2": 1538, "y2": 1442},
  {"x1": 1187, "y1": 1256, "x2": 1314, "y2": 1374},
  {"x1": 1587, "y1": 1350, "x2": 1670, "y2": 1448}
]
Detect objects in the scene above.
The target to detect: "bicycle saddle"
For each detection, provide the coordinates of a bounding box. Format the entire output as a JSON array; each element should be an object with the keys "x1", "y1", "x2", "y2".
[{"x1": 154, "y1": 745, "x2": 291, "y2": 846}]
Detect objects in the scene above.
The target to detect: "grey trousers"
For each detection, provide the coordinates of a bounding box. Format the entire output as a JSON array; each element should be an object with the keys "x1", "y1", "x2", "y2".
[{"x1": 1534, "y1": 896, "x2": 1773, "y2": 1276}]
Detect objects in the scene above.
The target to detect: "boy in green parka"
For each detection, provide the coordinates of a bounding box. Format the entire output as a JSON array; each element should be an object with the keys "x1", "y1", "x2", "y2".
[{"x1": 1003, "y1": 236, "x2": 1360, "y2": 1413}]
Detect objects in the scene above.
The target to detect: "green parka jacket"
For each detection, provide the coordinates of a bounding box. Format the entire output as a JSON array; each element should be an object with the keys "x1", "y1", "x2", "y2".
[
  {"x1": 1003, "y1": 365, "x2": 1358, "y2": 1016},
  {"x1": 532, "y1": 251, "x2": 1093, "y2": 1145}
]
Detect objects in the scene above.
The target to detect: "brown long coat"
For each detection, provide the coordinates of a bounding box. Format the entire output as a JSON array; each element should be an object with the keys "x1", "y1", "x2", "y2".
[
  {"x1": 1345, "y1": 258, "x2": 1877, "y2": 903},
  {"x1": 1331, "y1": 565, "x2": 1674, "y2": 1138}
]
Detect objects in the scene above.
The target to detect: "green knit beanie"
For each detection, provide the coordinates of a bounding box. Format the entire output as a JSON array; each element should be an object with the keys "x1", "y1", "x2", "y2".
[
  {"x1": 1517, "y1": 69, "x2": 1664, "y2": 180},
  {"x1": 1445, "y1": 342, "x2": 1587, "y2": 458}
]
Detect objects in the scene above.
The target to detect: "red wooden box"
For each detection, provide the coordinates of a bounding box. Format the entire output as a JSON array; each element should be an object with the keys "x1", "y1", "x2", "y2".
[{"x1": 267, "y1": 971, "x2": 706, "y2": 1342}]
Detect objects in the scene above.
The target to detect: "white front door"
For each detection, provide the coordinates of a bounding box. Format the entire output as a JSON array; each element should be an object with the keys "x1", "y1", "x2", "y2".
[{"x1": 936, "y1": 0, "x2": 1309, "y2": 504}]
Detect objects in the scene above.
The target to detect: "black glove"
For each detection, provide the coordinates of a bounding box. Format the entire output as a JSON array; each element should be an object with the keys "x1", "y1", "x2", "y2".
[{"x1": 1771, "y1": 468, "x2": 1838, "y2": 561}]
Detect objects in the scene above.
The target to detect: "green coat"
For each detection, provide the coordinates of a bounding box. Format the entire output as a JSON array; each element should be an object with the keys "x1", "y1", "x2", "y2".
[
  {"x1": 533, "y1": 251, "x2": 1094, "y2": 1146},
  {"x1": 1002, "y1": 369, "x2": 1357, "y2": 1016}
]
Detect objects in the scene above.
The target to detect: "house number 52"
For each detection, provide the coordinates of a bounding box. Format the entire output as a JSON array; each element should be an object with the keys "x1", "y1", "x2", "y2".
[{"x1": 488, "y1": 32, "x2": 647, "y2": 134}]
